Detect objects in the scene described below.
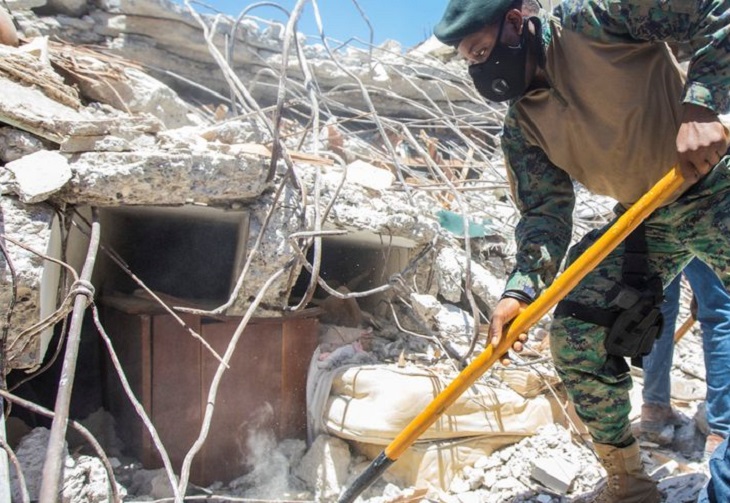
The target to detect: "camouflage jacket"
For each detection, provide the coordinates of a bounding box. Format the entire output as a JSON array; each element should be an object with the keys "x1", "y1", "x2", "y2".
[{"x1": 501, "y1": 0, "x2": 730, "y2": 301}]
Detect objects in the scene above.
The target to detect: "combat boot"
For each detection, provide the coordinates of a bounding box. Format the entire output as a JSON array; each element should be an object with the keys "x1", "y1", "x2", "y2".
[{"x1": 576, "y1": 441, "x2": 660, "y2": 503}]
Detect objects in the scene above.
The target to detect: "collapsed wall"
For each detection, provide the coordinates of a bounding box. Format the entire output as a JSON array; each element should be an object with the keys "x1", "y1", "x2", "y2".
[{"x1": 0, "y1": 0, "x2": 512, "y2": 371}]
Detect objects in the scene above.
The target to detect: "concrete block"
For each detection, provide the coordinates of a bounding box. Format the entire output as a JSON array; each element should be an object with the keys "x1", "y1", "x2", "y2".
[{"x1": 530, "y1": 455, "x2": 579, "y2": 494}]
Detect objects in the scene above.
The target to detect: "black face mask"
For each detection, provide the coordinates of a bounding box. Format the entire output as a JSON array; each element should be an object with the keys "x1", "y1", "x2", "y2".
[{"x1": 468, "y1": 17, "x2": 530, "y2": 102}]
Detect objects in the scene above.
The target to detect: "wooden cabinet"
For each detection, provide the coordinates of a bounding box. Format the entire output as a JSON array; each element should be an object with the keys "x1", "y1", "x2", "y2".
[{"x1": 102, "y1": 307, "x2": 319, "y2": 486}]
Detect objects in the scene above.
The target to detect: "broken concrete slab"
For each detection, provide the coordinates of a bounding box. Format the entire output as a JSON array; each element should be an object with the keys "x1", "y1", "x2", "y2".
[
  {"x1": 59, "y1": 134, "x2": 134, "y2": 153},
  {"x1": 50, "y1": 46, "x2": 195, "y2": 129},
  {"x1": 0, "y1": 43, "x2": 80, "y2": 107},
  {"x1": 0, "y1": 69, "x2": 85, "y2": 144},
  {"x1": 530, "y1": 455, "x2": 579, "y2": 494},
  {"x1": 0, "y1": 44, "x2": 168, "y2": 145},
  {"x1": 345, "y1": 159, "x2": 395, "y2": 191},
  {"x1": 91, "y1": 11, "x2": 227, "y2": 65},
  {"x1": 98, "y1": 0, "x2": 188, "y2": 20},
  {"x1": 57, "y1": 113, "x2": 163, "y2": 138},
  {"x1": 318, "y1": 166, "x2": 439, "y2": 241},
  {"x1": 5, "y1": 150, "x2": 72, "y2": 203},
  {"x1": 58, "y1": 149, "x2": 272, "y2": 206},
  {"x1": 0, "y1": 196, "x2": 61, "y2": 370}
]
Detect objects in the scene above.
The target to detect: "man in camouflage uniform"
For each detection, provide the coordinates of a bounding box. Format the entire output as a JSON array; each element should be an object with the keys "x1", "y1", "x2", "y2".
[{"x1": 434, "y1": 0, "x2": 729, "y2": 501}]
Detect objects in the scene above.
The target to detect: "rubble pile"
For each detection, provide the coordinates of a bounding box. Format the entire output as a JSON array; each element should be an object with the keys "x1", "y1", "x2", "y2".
[{"x1": 0, "y1": 0, "x2": 717, "y2": 502}]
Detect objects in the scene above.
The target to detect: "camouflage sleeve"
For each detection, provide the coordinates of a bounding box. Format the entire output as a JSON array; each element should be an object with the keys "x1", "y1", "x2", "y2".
[
  {"x1": 554, "y1": 0, "x2": 730, "y2": 114},
  {"x1": 501, "y1": 111, "x2": 576, "y2": 300}
]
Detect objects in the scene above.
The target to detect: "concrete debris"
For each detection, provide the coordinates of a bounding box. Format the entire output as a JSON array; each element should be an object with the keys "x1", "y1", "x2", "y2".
[
  {"x1": 0, "y1": 43, "x2": 80, "y2": 111},
  {"x1": 451, "y1": 424, "x2": 600, "y2": 501},
  {"x1": 48, "y1": 44, "x2": 196, "y2": 129},
  {"x1": 65, "y1": 409, "x2": 124, "y2": 460},
  {"x1": 410, "y1": 292, "x2": 480, "y2": 353},
  {"x1": 0, "y1": 196, "x2": 60, "y2": 370},
  {"x1": 10, "y1": 427, "x2": 60, "y2": 502},
  {"x1": 345, "y1": 160, "x2": 396, "y2": 191},
  {"x1": 62, "y1": 455, "x2": 125, "y2": 503},
  {"x1": 127, "y1": 468, "x2": 176, "y2": 498},
  {"x1": 57, "y1": 148, "x2": 272, "y2": 205},
  {"x1": 0, "y1": 1, "x2": 717, "y2": 503},
  {"x1": 5, "y1": 150, "x2": 71, "y2": 203},
  {"x1": 529, "y1": 455, "x2": 579, "y2": 494},
  {"x1": 434, "y1": 246, "x2": 505, "y2": 308},
  {"x1": 0, "y1": 126, "x2": 51, "y2": 162},
  {"x1": 651, "y1": 458, "x2": 680, "y2": 479},
  {"x1": 0, "y1": 65, "x2": 86, "y2": 143},
  {"x1": 295, "y1": 434, "x2": 351, "y2": 502},
  {"x1": 9, "y1": 426, "x2": 127, "y2": 502}
]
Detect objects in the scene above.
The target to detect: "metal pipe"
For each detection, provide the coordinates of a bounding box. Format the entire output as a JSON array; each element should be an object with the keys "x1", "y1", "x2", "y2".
[
  {"x1": 338, "y1": 166, "x2": 685, "y2": 502},
  {"x1": 39, "y1": 209, "x2": 100, "y2": 503}
]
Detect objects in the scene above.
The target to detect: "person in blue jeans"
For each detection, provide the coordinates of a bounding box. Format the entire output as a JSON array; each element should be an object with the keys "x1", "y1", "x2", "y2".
[
  {"x1": 698, "y1": 436, "x2": 730, "y2": 503},
  {"x1": 641, "y1": 258, "x2": 730, "y2": 459}
]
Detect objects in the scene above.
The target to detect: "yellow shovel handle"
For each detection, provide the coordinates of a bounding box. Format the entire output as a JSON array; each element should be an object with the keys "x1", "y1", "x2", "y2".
[{"x1": 384, "y1": 166, "x2": 685, "y2": 459}]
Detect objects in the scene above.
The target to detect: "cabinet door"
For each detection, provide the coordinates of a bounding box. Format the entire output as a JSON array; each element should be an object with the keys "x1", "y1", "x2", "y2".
[
  {"x1": 151, "y1": 313, "x2": 203, "y2": 481},
  {"x1": 200, "y1": 318, "x2": 283, "y2": 485},
  {"x1": 280, "y1": 317, "x2": 319, "y2": 439},
  {"x1": 103, "y1": 309, "x2": 153, "y2": 464}
]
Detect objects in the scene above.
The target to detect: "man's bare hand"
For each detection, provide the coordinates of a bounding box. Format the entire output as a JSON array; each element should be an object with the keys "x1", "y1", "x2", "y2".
[
  {"x1": 677, "y1": 104, "x2": 729, "y2": 183},
  {"x1": 488, "y1": 297, "x2": 528, "y2": 365}
]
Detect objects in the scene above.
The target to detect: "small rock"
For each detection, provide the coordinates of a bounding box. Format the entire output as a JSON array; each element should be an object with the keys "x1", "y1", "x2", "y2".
[
  {"x1": 530, "y1": 455, "x2": 579, "y2": 494},
  {"x1": 449, "y1": 475, "x2": 470, "y2": 494}
]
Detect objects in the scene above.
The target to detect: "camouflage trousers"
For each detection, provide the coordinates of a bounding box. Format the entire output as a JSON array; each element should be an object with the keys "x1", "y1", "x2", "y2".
[{"x1": 551, "y1": 159, "x2": 730, "y2": 446}]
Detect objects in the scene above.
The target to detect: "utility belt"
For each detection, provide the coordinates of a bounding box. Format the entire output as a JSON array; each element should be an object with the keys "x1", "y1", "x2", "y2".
[{"x1": 554, "y1": 222, "x2": 664, "y2": 374}]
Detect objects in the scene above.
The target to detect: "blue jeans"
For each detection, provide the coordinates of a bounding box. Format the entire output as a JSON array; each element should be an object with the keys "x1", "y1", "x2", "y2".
[
  {"x1": 698, "y1": 436, "x2": 730, "y2": 503},
  {"x1": 642, "y1": 258, "x2": 730, "y2": 437}
]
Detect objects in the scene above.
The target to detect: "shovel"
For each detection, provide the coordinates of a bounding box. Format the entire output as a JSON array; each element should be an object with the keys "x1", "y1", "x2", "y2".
[{"x1": 338, "y1": 166, "x2": 685, "y2": 503}]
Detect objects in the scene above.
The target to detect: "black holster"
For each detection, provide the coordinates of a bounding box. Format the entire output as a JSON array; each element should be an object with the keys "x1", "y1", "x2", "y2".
[
  {"x1": 604, "y1": 280, "x2": 664, "y2": 359},
  {"x1": 554, "y1": 222, "x2": 664, "y2": 373}
]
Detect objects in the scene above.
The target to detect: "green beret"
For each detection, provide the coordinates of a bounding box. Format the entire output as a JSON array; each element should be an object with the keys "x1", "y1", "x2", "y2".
[{"x1": 434, "y1": 0, "x2": 515, "y2": 46}]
